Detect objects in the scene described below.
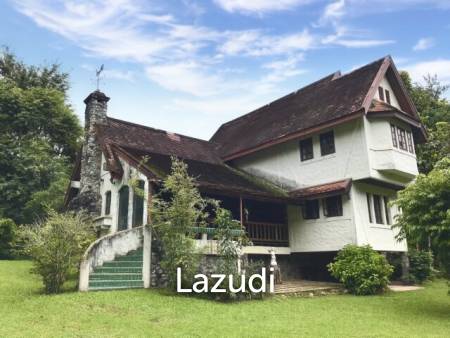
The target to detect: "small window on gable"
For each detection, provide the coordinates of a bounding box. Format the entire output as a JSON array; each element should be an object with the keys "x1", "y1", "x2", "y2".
[
  {"x1": 378, "y1": 86, "x2": 385, "y2": 101},
  {"x1": 324, "y1": 195, "x2": 343, "y2": 217},
  {"x1": 320, "y1": 131, "x2": 335, "y2": 156},
  {"x1": 300, "y1": 138, "x2": 313, "y2": 161},
  {"x1": 104, "y1": 191, "x2": 111, "y2": 215},
  {"x1": 303, "y1": 199, "x2": 320, "y2": 220},
  {"x1": 385, "y1": 89, "x2": 391, "y2": 105}
]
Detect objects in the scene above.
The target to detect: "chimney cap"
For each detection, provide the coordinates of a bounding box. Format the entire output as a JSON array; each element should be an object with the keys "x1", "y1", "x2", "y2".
[{"x1": 84, "y1": 90, "x2": 110, "y2": 104}]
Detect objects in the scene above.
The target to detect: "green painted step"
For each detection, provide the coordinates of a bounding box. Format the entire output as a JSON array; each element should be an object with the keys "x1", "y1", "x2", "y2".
[
  {"x1": 88, "y1": 247, "x2": 144, "y2": 291},
  {"x1": 89, "y1": 280, "x2": 144, "y2": 288},
  {"x1": 94, "y1": 266, "x2": 142, "y2": 274},
  {"x1": 90, "y1": 273, "x2": 143, "y2": 281}
]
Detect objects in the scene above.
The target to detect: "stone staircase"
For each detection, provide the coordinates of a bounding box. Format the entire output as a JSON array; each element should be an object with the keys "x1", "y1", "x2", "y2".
[{"x1": 88, "y1": 248, "x2": 144, "y2": 291}]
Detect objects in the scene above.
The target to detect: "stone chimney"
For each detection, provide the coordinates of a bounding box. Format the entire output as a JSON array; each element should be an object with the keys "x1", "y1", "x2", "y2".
[{"x1": 72, "y1": 90, "x2": 110, "y2": 215}]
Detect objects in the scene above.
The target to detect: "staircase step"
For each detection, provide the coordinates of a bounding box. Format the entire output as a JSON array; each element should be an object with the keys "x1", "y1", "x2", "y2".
[
  {"x1": 90, "y1": 273, "x2": 143, "y2": 281},
  {"x1": 89, "y1": 280, "x2": 144, "y2": 288},
  {"x1": 102, "y1": 261, "x2": 143, "y2": 267},
  {"x1": 88, "y1": 285, "x2": 144, "y2": 291},
  {"x1": 94, "y1": 266, "x2": 142, "y2": 273},
  {"x1": 115, "y1": 255, "x2": 143, "y2": 261}
]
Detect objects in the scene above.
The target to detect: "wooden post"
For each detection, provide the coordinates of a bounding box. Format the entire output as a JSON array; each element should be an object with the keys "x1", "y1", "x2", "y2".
[
  {"x1": 143, "y1": 180, "x2": 153, "y2": 288},
  {"x1": 239, "y1": 196, "x2": 244, "y2": 226}
]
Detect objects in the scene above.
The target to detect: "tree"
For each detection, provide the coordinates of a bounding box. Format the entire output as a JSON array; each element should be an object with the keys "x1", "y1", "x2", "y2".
[
  {"x1": 0, "y1": 49, "x2": 82, "y2": 224},
  {"x1": 151, "y1": 157, "x2": 208, "y2": 290},
  {"x1": 400, "y1": 71, "x2": 450, "y2": 173},
  {"x1": 20, "y1": 211, "x2": 95, "y2": 293},
  {"x1": 0, "y1": 218, "x2": 16, "y2": 259},
  {"x1": 392, "y1": 157, "x2": 450, "y2": 277}
]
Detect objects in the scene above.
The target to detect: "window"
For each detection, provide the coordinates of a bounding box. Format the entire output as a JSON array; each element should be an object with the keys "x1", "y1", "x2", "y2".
[
  {"x1": 303, "y1": 200, "x2": 319, "y2": 219},
  {"x1": 406, "y1": 131, "x2": 414, "y2": 153},
  {"x1": 320, "y1": 131, "x2": 335, "y2": 156},
  {"x1": 378, "y1": 86, "x2": 385, "y2": 101},
  {"x1": 324, "y1": 195, "x2": 343, "y2": 217},
  {"x1": 397, "y1": 127, "x2": 408, "y2": 151},
  {"x1": 385, "y1": 89, "x2": 391, "y2": 105},
  {"x1": 383, "y1": 197, "x2": 391, "y2": 225},
  {"x1": 132, "y1": 180, "x2": 145, "y2": 227},
  {"x1": 104, "y1": 191, "x2": 111, "y2": 215},
  {"x1": 300, "y1": 138, "x2": 314, "y2": 161},
  {"x1": 390, "y1": 124, "x2": 398, "y2": 148},
  {"x1": 373, "y1": 194, "x2": 383, "y2": 224},
  {"x1": 366, "y1": 193, "x2": 373, "y2": 223}
]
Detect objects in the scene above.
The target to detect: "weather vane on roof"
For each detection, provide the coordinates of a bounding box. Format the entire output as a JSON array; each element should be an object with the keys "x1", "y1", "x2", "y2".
[{"x1": 95, "y1": 64, "x2": 104, "y2": 90}]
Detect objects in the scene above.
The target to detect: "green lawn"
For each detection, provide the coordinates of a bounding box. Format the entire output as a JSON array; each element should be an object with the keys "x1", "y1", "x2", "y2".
[{"x1": 1, "y1": 261, "x2": 449, "y2": 337}]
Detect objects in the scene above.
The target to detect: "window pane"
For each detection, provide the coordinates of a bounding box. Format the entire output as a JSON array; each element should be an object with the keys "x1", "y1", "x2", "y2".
[
  {"x1": 383, "y1": 196, "x2": 391, "y2": 225},
  {"x1": 300, "y1": 138, "x2": 313, "y2": 161},
  {"x1": 132, "y1": 180, "x2": 145, "y2": 227},
  {"x1": 320, "y1": 131, "x2": 335, "y2": 156},
  {"x1": 303, "y1": 199, "x2": 319, "y2": 219},
  {"x1": 104, "y1": 191, "x2": 111, "y2": 215},
  {"x1": 390, "y1": 124, "x2": 398, "y2": 148},
  {"x1": 373, "y1": 194, "x2": 383, "y2": 224},
  {"x1": 406, "y1": 131, "x2": 414, "y2": 153},
  {"x1": 324, "y1": 195, "x2": 343, "y2": 217},
  {"x1": 378, "y1": 86, "x2": 385, "y2": 101},
  {"x1": 397, "y1": 127, "x2": 408, "y2": 151},
  {"x1": 366, "y1": 193, "x2": 372, "y2": 223},
  {"x1": 385, "y1": 89, "x2": 391, "y2": 104}
]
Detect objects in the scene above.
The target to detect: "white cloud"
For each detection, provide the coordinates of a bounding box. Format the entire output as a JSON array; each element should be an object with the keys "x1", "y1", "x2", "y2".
[
  {"x1": 81, "y1": 64, "x2": 136, "y2": 82},
  {"x1": 322, "y1": 25, "x2": 395, "y2": 48},
  {"x1": 213, "y1": 0, "x2": 310, "y2": 14},
  {"x1": 219, "y1": 29, "x2": 315, "y2": 56},
  {"x1": 404, "y1": 59, "x2": 450, "y2": 85},
  {"x1": 413, "y1": 37, "x2": 435, "y2": 51},
  {"x1": 318, "y1": 0, "x2": 346, "y2": 26}
]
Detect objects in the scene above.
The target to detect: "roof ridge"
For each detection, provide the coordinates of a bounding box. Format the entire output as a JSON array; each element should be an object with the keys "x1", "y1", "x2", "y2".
[
  {"x1": 106, "y1": 116, "x2": 213, "y2": 146},
  {"x1": 211, "y1": 71, "x2": 340, "y2": 135}
]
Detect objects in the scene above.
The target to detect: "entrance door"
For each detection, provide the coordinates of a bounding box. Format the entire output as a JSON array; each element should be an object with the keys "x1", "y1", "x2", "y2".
[{"x1": 118, "y1": 186, "x2": 129, "y2": 231}]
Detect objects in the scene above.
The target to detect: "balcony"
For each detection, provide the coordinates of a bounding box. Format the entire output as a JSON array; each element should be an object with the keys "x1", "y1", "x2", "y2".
[
  {"x1": 371, "y1": 148, "x2": 418, "y2": 179},
  {"x1": 245, "y1": 221, "x2": 289, "y2": 247}
]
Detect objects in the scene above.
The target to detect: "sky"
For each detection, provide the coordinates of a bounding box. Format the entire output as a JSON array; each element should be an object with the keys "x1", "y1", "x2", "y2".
[{"x1": 1, "y1": 0, "x2": 449, "y2": 140}]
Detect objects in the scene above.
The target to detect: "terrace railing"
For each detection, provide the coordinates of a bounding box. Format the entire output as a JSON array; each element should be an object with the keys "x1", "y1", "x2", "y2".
[{"x1": 244, "y1": 221, "x2": 289, "y2": 247}]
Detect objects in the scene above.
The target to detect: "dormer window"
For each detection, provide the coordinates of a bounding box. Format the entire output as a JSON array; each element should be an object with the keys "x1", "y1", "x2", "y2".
[
  {"x1": 300, "y1": 138, "x2": 313, "y2": 161},
  {"x1": 378, "y1": 86, "x2": 385, "y2": 101}
]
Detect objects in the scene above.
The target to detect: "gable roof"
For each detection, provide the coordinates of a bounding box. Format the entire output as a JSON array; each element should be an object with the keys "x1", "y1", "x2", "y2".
[
  {"x1": 210, "y1": 56, "x2": 425, "y2": 161},
  {"x1": 92, "y1": 117, "x2": 291, "y2": 202}
]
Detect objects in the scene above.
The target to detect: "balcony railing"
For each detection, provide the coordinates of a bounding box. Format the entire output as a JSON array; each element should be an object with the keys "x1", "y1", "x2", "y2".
[{"x1": 245, "y1": 221, "x2": 289, "y2": 247}]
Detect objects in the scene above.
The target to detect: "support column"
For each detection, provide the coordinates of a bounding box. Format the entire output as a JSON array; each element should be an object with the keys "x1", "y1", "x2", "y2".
[
  {"x1": 401, "y1": 252, "x2": 410, "y2": 282},
  {"x1": 143, "y1": 225, "x2": 152, "y2": 288}
]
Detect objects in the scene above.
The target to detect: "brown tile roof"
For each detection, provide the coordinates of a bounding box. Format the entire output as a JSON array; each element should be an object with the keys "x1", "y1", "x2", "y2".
[
  {"x1": 210, "y1": 57, "x2": 388, "y2": 159},
  {"x1": 94, "y1": 118, "x2": 291, "y2": 201},
  {"x1": 289, "y1": 179, "x2": 352, "y2": 200}
]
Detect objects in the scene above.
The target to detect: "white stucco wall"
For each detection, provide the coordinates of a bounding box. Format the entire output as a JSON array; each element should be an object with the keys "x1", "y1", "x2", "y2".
[
  {"x1": 99, "y1": 155, "x2": 149, "y2": 234},
  {"x1": 351, "y1": 182, "x2": 407, "y2": 252},
  {"x1": 233, "y1": 118, "x2": 370, "y2": 190},
  {"x1": 288, "y1": 194, "x2": 356, "y2": 252}
]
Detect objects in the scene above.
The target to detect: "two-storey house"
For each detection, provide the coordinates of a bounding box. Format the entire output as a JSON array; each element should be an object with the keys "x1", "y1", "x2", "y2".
[{"x1": 66, "y1": 56, "x2": 426, "y2": 291}]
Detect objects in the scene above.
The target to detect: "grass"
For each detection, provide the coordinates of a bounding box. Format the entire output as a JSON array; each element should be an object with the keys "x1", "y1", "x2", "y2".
[{"x1": 0, "y1": 261, "x2": 449, "y2": 338}]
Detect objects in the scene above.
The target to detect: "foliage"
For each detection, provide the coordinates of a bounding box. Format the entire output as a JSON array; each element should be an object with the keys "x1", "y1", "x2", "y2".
[
  {"x1": 328, "y1": 245, "x2": 393, "y2": 295},
  {"x1": 408, "y1": 250, "x2": 433, "y2": 284},
  {"x1": 0, "y1": 49, "x2": 82, "y2": 224},
  {"x1": 151, "y1": 157, "x2": 208, "y2": 290},
  {"x1": 19, "y1": 211, "x2": 95, "y2": 293},
  {"x1": 392, "y1": 157, "x2": 450, "y2": 277},
  {"x1": 400, "y1": 71, "x2": 450, "y2": 173},
  {"x1": 0, "y1": 218, "x2": 16, "y2": 259}
]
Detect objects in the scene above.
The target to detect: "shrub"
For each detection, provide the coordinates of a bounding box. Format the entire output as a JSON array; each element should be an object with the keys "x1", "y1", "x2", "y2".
[
  {"x1": 328, "y1": 245, "x2": 393, "y2": 295},
  {"x1": 409, "y1": 250, "x2": 433, "y2": 284},
  {"x1": 20, "y1": 211, "x2": 95, "y2": 293},
  {"x1": 0, "y1": 218, "x2": 16, "y2": 259}
]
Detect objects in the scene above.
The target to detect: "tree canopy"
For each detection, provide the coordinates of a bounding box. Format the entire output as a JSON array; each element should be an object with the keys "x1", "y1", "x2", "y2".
[{"x1": 0, "y1": 49, "x2": 82, "y2": 224}]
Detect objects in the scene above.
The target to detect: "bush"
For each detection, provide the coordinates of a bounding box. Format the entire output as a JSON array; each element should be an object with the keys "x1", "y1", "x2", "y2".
[
  {"x1": 328, "y1": 245, "x2": 394, "y2": 295},
  {"x1": 0, "y1": 218, "x2": 16, "y2": 259},
  {"x1": 20, "y1": 211, "x2": 95, "y2": 293},
  {"x1": 409, "y1": 250, "x2": 433, "y2": 284}
]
